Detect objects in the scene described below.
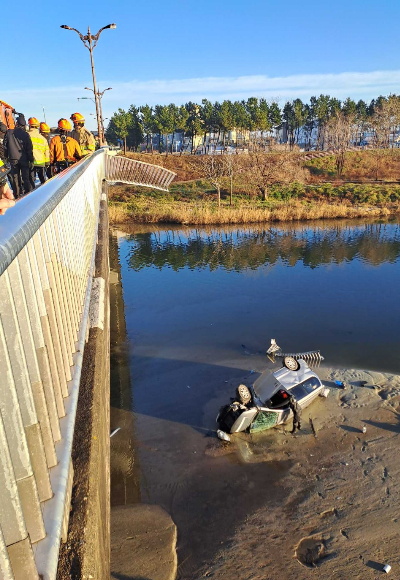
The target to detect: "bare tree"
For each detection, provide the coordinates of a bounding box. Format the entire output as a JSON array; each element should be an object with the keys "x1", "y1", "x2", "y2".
[
  {"x1": 195, "y1": 154, "x2": 228, "y2": 206},
  {"x1": 242, "y1": 147, "x2": 304, "y2": 201},
  {"x1": 225, "y1": 153, "x2": 240, "y2": 206},
  {"x1": 365, "y1": 99, "x2": 400, "y2": 180},
  {"x1": 325, "y1": 112, "x2": 357, "y2": 178},
  {"x1": 370, "y1": 97, "x2": 400, "y2": 149}
]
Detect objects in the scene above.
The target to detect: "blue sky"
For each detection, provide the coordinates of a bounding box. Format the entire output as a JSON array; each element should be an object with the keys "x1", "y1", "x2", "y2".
[{"x1": 4, "y1": 0, "x2": 400, "y2": 130}]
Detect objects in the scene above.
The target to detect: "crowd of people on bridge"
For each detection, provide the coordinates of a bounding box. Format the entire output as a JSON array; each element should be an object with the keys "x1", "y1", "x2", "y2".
[{"x1": 0, "y1": 112, "x2": 97, "y2": 214}]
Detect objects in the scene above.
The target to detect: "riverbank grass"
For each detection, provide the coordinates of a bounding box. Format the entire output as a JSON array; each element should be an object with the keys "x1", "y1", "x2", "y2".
[
  {"x1": 108, "y1": 181, "x2": 400, "y2": 225},
  {"x1": 108, "y1": 197, "x2": 394, "y2": 225}
]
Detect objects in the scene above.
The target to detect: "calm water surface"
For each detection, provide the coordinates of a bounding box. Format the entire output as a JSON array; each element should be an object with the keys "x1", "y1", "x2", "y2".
[{"x1": 110, "y1": 219, "x2": 400, "y2": 578}]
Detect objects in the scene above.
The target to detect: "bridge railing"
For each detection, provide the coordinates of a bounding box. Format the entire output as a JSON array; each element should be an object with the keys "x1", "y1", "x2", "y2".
[
  {"x1": 0, "y1": 149, "x2": 105, "y2": 580},
  {"x1": 0, "y1": 149, "x2": 173, "y2": 580},
  {"x1": 105, "y1": 154, "x2": 176, "y2": 191}
]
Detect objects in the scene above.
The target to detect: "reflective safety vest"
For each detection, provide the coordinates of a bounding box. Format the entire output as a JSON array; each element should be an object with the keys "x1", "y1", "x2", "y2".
[
  {"x1": 49, "y1": 135, "x2": 82, "y2": 164},
  {"x1": 0, "y1": 158, "x2": 10, "y2": 185},
  {"x1": 28, "y1": 128, "x2": 50, "y2": 166},
  {"x1": 71, "y1": 126, "x2": 95, "y2": 155}
]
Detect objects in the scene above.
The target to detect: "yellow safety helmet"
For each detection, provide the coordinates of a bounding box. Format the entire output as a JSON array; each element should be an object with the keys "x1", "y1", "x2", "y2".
[
  {"x1": 40, "y1": 122, "x2": 50, "y2": 133},
  {"x1": 28, "y1": 117, "x2": 40, "y2": 128},
  {"x1": 58, "y1": 118, "x2": 72, "y2": 131},
  {"x1": 70, "y1": 112, "x2": 85, "y2": 124}
]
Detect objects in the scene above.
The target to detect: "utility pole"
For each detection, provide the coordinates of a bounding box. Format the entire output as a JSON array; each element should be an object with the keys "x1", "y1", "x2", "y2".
[
  {"x1": 60, "y1": 23, "x2": 116, "y2": 146},
  {"x1": 87, "y1": 27, "x2": 102, "y2": 146},
  {"x1": 85, "y1": 87, "x2": 112, "y2": 144}
]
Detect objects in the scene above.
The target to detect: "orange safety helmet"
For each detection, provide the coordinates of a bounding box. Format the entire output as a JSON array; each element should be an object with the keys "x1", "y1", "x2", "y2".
[
  {"x1": 28, "y1": 117, "x2": 40, "y2": 127},
  {"x1": 58, "y1": 118, "x2": 72, "y2": 131},
  {"x1": 70, "y1": 112, "x2": 85, "y2": 124},
  {"x1": 40, "y1": 122, "x2": 50, "y2": 133}
]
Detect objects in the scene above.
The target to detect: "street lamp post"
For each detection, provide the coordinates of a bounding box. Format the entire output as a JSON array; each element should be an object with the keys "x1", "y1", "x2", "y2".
[
  {"x1": 60, "y1": 23, "x2": 116, "y2": 146},
  {"x1": 77, "y1": 97, "x2": 96, "y2": 104},
  {"x1": 85, "y1": 87, "x2": 112, "y2": 144}
]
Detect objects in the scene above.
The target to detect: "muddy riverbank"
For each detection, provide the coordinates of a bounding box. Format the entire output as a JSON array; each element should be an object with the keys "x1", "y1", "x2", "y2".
[{"x1": 200, "y1": 366, "x2": 400, "y2": 580}]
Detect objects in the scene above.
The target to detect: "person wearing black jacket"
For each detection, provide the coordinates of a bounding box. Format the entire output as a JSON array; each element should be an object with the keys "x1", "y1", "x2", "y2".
[
  {"x1": 289, "y1": 395, "x2": 302, "y2": 434},
  {"x1": 3, "y1": 115, "x2": 34, "y2": 198}
]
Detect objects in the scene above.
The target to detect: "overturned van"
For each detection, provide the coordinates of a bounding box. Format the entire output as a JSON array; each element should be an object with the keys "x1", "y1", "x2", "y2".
[{"x1": 217, "y1": 358, "x2": 326, "y2": 434}]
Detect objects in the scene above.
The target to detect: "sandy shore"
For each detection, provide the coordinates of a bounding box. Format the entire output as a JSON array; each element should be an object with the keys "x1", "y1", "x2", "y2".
[{"x1": 200, "y1": 366, "x2": 400, "y2": 579}]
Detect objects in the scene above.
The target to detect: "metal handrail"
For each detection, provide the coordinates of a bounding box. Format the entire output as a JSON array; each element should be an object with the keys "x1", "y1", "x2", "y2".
[{"x1": 0, "y1": 150, "x2": 106, "y2": 580}]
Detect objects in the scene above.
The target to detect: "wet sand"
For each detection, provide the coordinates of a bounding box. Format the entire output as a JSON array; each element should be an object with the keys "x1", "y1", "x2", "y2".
[
  {"x1": 197, "y1": 366, "x2": 400, "y2": 580},
  {"x1": 111, "y1": 362, "x2": 400, "y2": 580}
]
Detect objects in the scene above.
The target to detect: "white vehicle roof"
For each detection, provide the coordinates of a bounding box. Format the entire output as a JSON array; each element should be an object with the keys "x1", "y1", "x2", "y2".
[{"x1": 254, "y1": 359, "x2": 319, "y2": 402}]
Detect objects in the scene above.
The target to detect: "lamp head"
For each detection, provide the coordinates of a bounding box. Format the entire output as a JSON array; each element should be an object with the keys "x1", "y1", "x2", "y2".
[
  {"x1": 106, "y1": 23, "x2": 117, "y2": 29},
  {"x1": 60, "y1": 25, "x2": 71, "y2": 29}
]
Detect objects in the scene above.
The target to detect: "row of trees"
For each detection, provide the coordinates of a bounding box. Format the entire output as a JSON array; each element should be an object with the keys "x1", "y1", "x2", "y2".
[{"x1": 105, "y1": 95, "x2": 400, "y2": 155}]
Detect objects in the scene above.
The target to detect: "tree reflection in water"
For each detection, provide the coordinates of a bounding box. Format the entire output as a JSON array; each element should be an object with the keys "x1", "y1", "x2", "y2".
[{"x1": 124, "y1": 221, "x2": 400, "y2": 272}]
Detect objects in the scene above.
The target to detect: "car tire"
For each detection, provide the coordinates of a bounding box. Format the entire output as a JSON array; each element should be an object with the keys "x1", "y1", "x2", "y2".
[
  {"x1": 236, "y1": 384, "x2": 252, "y2": 405},
  {"x1": 283, "y1": 356, "x2": 300, "y2": 371}
]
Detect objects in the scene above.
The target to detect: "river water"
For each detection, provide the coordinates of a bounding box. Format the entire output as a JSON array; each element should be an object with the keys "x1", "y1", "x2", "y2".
[{"x1": 110, "y1": 219, "x2": 400, "y2": 578}]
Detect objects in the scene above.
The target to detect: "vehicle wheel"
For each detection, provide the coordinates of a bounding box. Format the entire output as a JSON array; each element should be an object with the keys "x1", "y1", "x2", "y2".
[
  {"x1": 236, "y1": 384, "x2": 252, "y2": 405},
  {"x1": 283, "y1": 356, "x2": 300, "y2": 371}
]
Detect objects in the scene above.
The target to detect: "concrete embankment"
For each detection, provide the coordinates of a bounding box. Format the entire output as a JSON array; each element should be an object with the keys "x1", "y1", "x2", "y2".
[
  {"x1": 111, "y1": 504, "x2": 177, "y2": 580},
  {"x1": 56, "y1": 184, "x2": 110, "y2": 580}
]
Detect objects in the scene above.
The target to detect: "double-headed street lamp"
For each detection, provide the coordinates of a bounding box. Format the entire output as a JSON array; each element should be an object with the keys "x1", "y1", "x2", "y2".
[
  {"x1": 60, "y1": 23, "x2": 116, "y2": 146},
  {"x1": 85, "y1": 87, "x2": 112, "y2": 144}
]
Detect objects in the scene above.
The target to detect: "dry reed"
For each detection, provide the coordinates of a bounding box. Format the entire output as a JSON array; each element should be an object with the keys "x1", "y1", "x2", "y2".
[{"x1": 108, "y1": 200, "x2": 396, "y2": 226}]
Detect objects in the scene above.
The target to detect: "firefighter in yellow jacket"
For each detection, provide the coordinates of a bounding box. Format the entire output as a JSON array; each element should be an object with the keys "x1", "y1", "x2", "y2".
[
  {"x1": 28, "y1": 117, "x2": 50, "y2": 188},
  {"x1": 70, "y1": 113, "x2": 95, "y2": 156},
  {"x1": 40, "y1": 123, "x2": 52, "y2": 178}
]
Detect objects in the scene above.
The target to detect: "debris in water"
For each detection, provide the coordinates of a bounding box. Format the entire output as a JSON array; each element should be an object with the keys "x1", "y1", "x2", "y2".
[
  {"x1": 217, "y1": 430, "x2": 231, "y2": 442},
  {"x1": 266, "y1": 339, "x2": 281, "y2": 354},
  {"x1": 110, "y1": 428, "x2": 121, "y2": 438},
  {"x1": 266, "y1": 338, "x2": 324, "y2": 364}
]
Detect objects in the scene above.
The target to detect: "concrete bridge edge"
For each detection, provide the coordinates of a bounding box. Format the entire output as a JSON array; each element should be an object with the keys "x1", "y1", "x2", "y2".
[{"x1": 56, "y1": 181, "x2": 110, "y2": 580}]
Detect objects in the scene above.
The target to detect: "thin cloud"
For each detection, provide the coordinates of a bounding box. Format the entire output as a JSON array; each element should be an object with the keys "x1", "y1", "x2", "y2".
[{"x1": 3, "y1": 69, "x2": 400, "y2": 130}]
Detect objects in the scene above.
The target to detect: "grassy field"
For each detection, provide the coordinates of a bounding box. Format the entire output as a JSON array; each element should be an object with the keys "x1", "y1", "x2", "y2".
[
  {"x1": 109, "y1": 185, "x2": 398, "y2": 225},
  {"x1": 109, "y1": 151, "x2": 400, "y2": 225}
]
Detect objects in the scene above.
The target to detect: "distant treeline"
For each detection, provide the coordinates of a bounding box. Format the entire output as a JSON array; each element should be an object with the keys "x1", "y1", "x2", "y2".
[{"x1": 105, "y1": 94, "x2": 400, "y2": 153}]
